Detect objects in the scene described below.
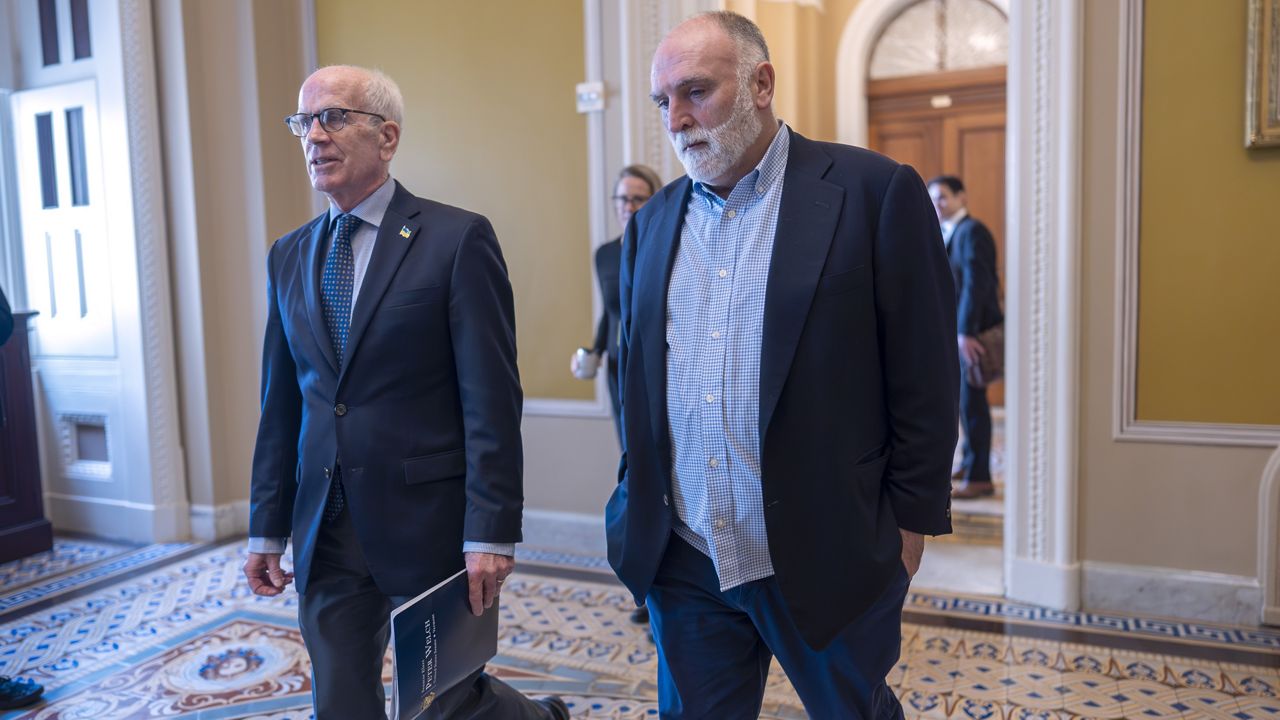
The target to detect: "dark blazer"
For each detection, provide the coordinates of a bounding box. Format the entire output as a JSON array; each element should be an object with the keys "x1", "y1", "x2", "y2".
[
  {"x1": 948, "y1": 216, "x2": 1003, "y2": 336},
  {"x1": 0, "y1": 285, "x2": 11, "y2": 346},
  {"x1": 591, "y1": 237, "x2": 622, "y2": 360},
  {"x1": 606, "y1": 130, "x2": 958, "y2": 650},
  {"x1": 250, "y1": 182, "x2": 524, "y2": 596}
]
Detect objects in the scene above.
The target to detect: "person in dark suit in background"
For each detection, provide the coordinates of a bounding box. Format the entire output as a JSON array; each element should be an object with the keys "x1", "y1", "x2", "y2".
[
  {"x1": 0, "y1": 285, "x2": 12, "y2": 347},
  {"x1": 571, "y1": 164, "x2": 662, "y2": 628},
  {"x1": 928, "y1": 175, "x2": 1003, "y2": 500},
  {"x1": 242, "y1": 65, "x2": 567, "y2": 720},
  {"x1": 571, "y1": 164, "x2": 663, "y2": 444},
  {"x1": 606, "y1": 12, "x2": 957, "y2": 719}
]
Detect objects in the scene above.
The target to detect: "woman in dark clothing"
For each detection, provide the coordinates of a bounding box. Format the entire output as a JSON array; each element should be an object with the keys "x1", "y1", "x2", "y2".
[{"x1": 572, "y1": 165, "x2": 662, "y2": 443}]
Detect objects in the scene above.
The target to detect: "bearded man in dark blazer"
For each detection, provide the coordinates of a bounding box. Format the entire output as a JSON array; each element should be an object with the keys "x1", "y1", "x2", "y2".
[{"x1": 606, "y1": 12, "x2": 958, "y2": 719}]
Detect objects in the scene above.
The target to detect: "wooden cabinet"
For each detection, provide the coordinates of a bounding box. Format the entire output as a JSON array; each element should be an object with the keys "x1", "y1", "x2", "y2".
[{"x1": 0, "y1": 312, "x2": 52, "y2": 563}]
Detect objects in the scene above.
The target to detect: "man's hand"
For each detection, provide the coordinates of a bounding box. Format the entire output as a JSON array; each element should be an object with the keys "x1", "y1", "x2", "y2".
[
  {"x1": 243, "y1": 552, "x2": 294, "y2": 596},
  {"x1": 900, "y1": 529, "x2": 924, "y2": 579},
  {"x1": 958, "y1": 334, "x2": 985, "y2": 367},
  {"x1": 465, "y1": 551, "x2": 514, "y2": 617}
]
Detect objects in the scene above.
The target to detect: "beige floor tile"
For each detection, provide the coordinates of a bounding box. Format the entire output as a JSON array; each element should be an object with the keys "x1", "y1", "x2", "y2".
[
  {"x1": 1231, "y1": 694, "x2": 1280, "y2": 718},
  {"x1": 1173, "y1": 684, "x2": 1246, "y2": 719},
  {"x1": 1004, "y1": 666, "x2": 1067, "y2": 712},
  {"x1": 899, "y1": 688, "x2": 952, "y2": 719},
  {"x1": 1114, "y1": 677, "x2": 1185, "y2": 718},
  {"x1": 947, "y1": 697, "x2": 1008, "y2": 720},
  {"x1": 1052, "y1": 672, "x2": 1125, "y2": 718},
  {"x1": 1162, "y1": 655, "x2": 1226, "y2": 692},
  {"x1": 1222, "y1": 663, "x2": 1280, "y2": 698},
  {"x1": 1105, "y1": 649, "x2": 1167, "y2": 684}
]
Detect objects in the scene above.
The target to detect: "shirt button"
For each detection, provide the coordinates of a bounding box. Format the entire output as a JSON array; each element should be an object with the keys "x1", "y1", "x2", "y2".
[
  {"x1": 718, "y1": 269, "x2": 728, "y2": 278},
  {"x1": 705, "y1": 394, "x2": 715, "y2": 403},
  {"x1": 334, "y1": 403, "x2": 347, "y2": 416},
  {"x1": 711, "y1": 330, "x2": 721, "y2": 339},
  {"x1": 714, "y1": 518, "x2": 727, "y2": 529},
  {"x1": 709, "y1": 457, "x2": 719, "y2": 468},
  {"x1": 726, "y1": 209, "x2": 737, "y2": 219}
]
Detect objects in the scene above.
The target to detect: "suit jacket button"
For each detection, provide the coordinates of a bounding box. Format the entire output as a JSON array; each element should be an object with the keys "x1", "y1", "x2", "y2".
[{"x1": 334, "y1": 403, "x2": 347, "y2": 416}]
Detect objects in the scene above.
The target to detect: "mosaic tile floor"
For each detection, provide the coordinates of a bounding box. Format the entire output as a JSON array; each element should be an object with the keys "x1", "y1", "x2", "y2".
[{"x1": 1, "y1": 539, "x2": 1278, "y2": 719}]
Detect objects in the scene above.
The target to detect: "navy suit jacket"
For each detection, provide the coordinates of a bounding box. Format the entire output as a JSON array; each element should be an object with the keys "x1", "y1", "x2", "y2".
[
  {"x1": 606, "y1": 130, "x2": 959, "y2": 650},
  {"x1": 948, "y1": 216, "x2": 1003, "y2": 336},
  {"x1": 250, "y1": 182, "x2": 524, "y2": 596}
]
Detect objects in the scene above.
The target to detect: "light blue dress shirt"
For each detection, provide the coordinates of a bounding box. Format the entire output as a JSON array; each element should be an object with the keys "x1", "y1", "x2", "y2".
[{"x1": 667, "y1": 123, "x2": 790, "y2": 591}]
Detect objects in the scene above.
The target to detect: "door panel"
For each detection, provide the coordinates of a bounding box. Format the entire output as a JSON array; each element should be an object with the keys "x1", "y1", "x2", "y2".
[
  {"x1": 11, "y1": 80, "x2": 115, "y2": 359},
  {"x1": 868, "y1": 71, "x2": 1006, "y2": 406}
]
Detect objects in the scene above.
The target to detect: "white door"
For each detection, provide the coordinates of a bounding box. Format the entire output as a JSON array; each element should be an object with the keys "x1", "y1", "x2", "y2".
[{"x1": 11, "y1": 79, "x2": 114, "y2": 359}]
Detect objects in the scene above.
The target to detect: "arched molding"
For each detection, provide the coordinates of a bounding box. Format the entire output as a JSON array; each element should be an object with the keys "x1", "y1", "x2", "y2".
[{"x1": 836, "y1": 0, "x2": 1009, "y2": 147}]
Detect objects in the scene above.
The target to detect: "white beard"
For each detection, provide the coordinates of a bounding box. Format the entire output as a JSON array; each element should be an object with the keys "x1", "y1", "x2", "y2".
[{"x1": 669, "y1": 77, "x2": 763, "y2": 185}]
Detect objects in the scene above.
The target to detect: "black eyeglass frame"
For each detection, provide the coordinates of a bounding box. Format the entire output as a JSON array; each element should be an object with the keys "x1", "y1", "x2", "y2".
[{"x1": 284, "y1": 107, "x2": 386, "y2": 137}]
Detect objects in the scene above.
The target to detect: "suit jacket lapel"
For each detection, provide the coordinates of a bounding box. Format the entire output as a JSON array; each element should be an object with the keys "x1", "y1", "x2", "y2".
[
  {"x1": 300, "y1": 214, "x2": 340, "y2": 375},
  {"x1": 759, "y1": 132, "x2": 844, "y2": 444},
  {"x1": 340, "y1": 183, "x2": 422, "y2": 383},
  {"x1": 638, "y1": 178, "x2": 692, "y2": 461}
]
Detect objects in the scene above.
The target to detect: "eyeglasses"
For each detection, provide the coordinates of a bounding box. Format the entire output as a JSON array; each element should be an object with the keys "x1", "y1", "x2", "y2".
[
  {"x1": 284, "y1": 107, "x2": 386, "y2": 137},
  {"x1": 612, "y1": 194, "x2": 651, "y2": 207}
]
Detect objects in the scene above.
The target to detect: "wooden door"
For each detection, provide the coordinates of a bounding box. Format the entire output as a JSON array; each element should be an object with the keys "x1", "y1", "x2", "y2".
[{"x1": 867, "y1": 67, "x2": 1006, "y2": 406}]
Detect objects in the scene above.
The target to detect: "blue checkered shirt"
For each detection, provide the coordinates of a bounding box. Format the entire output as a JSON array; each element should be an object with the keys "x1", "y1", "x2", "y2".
[{"x1": 668, "y1": 123, "x2": 789, "y2": 591}]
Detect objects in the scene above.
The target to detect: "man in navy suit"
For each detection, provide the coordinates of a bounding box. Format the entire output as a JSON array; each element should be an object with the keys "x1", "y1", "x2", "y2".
[
  {"x1": 929, "y1": 175, "x2": 1003, "y2": 499},
  {"x1": 606, "y1": 13, "x2": 958, "y2": 719},
  {"x1": 243, "y1": 65, "x2": 566, "y2": 720}
]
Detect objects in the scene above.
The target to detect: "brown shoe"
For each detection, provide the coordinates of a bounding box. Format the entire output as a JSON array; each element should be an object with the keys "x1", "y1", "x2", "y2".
[
  {"x1": 951, "y1": 468, "x2": 966, "y2": 480},
  {"x1": 952, "y1": 481, "x2": 995, "y2": 499},
  {"x1": 536, "y1": 695, "x2": 571, "y2": 720}
]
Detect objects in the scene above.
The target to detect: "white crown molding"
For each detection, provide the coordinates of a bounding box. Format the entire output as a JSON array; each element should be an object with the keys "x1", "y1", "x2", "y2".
[
  {"x1": 1259, "y1": 444, "x2": 1280, "y2": 625},
  {"x1": 1002, "y1": 0, "x2": 1082, "y2": 609},
  {"x1": 1111, "y1": 0, "x2": 1280, "y2": 449}
]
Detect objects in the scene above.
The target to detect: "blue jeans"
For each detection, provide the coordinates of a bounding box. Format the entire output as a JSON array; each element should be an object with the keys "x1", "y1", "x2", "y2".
[{"x1": 647, "y1": 535, "x2": 908, "y2": 720}]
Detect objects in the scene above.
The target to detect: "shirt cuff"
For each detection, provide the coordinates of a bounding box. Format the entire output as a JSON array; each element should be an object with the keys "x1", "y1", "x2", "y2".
[
  {"x1": 463, "y1": 541, "x2": 515, "y2": 557},
  {"x1": 248, "y1": 537, "x2": 289, "y2": 554}
]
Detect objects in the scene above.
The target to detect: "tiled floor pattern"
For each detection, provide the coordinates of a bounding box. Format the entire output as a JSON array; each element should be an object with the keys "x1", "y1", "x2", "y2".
[
  {"x1": 2, "y1": 540, "x2": 1278, "y2": 718},
  {"x1": 0, "y1": 538, "x2": 132, "y2": 591}
]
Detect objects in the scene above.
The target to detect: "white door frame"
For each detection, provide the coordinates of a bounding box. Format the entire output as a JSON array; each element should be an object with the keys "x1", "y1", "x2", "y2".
[{"x1": 836, "y1": 0, "x2": 1083, "y2": 609}]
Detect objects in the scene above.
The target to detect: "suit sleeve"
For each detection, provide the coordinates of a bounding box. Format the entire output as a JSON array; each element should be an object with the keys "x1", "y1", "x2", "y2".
[
  {"x1": 0, "y1": 285, "x2": 12, "y2": 347},
  {"x1": 957, "y1": 222, "x2": 999, "y2": 336},
  {"x1": 614, "y1": 218, "x2": 640, "y2": 485},
  {"x1": 873, "y1": 164, "x2": 960, "y2": 536},
  {"x1": 450, "y1": 217, "x2": 524, "y2": 545},
  {"x1": 249, "y1": 243, "x2": 302, "y2": 539},
  {"x1": 591, "y1": 247, "x2": 609, "y2": 354}
]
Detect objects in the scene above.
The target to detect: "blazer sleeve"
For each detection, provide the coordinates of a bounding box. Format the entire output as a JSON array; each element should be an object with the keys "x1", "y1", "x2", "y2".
[
  {"x1": 873, "y1": 165, "x2": 960, "y2": 536},
  {"x1": 0, "y1": 285, "x2": 12, "y2": 347},
  {"x1": 449, "y1": 217, "x2": 525, "y2": 545},
  {"x1": 956, "y1": 221, "x2": 999, "y2": 336},
  {"x1": 249, "y1": 242, "x2": 302, "y2": 539}
]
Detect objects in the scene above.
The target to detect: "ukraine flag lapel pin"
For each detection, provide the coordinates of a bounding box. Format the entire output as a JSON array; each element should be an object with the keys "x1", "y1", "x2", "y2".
[{"x1": 399, "y1": 225, "x2": 412, "y2": 238}]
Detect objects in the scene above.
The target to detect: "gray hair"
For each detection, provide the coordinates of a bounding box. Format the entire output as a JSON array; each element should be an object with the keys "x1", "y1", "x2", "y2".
[
  {"x1": 696, "y1": 10, "x2": 770, "y2": 70},
  {"x1": 361, "y1": 67, "x2": 404, "y2": 127},
  {"x1": 315, "y1": 64, "x2": 405, "y2": 127}
]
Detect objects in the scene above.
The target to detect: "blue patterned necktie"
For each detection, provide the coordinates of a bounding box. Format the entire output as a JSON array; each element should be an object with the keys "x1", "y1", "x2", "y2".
[{"x1": 321, "y1": 213, "x2": 358, "y2": 522}]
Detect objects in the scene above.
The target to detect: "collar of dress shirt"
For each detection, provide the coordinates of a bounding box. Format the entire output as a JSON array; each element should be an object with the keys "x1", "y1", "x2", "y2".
[
  {"x1": 691, "y1": 121, "x2": 790, "y2": 208},
  {"x1": 940, "y1": 207, "x2": 969, "y2": 237},
  {"x1": 327, "y1": 175, "x2": 396, "y2": 232}
]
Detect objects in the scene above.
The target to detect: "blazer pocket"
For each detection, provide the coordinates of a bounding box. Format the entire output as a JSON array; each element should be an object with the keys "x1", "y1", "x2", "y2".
[
  {"x1": 816, "y1": 265, "x2": 868, "y2": 297},
  {"x1": 385, "y1": 285, "x2": 444, "y2": 308},
  {"x1": 404, "y1": 449, "x2": 467, "y2": 485},
  {"x1": 853, "y1": 442, "x2": 890, "y2": 466}
]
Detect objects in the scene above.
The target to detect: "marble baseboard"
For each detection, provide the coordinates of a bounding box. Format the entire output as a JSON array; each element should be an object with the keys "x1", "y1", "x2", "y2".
[
  {"x1": 189, "y1": 500, "x2": 250, "y2": 542},
  {"x1": 522, "y1": 509, "x2": 607, "y2": 556},
  {"x1": 1083, "y1": 560, "x2": 1262, "y2": 627}
]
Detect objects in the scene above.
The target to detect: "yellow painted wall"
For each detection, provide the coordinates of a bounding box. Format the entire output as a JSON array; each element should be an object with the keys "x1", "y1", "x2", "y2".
[
  {"x1": 315, "y1": 0, "x2": 592, "y2": 401},
  {"x1": 1136, "y1": 0, "x2": 1280, "y2": 424}
]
